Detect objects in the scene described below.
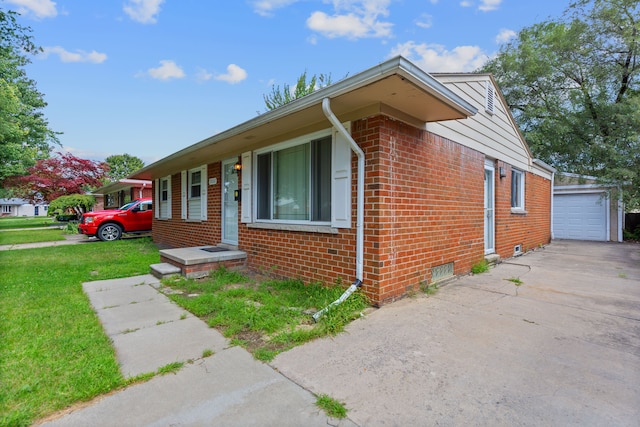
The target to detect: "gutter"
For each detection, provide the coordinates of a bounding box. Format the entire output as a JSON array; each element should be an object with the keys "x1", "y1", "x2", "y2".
[{"x1": 312, "y1": 98, "x2": 365, "y2": 322}]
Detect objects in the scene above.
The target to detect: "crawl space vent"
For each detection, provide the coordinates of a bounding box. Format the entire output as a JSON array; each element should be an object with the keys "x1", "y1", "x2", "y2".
[
  {"x1": 513, "y1": 245, "x2": 523, "y2": 256},
  {"x1": 431, "y1": 262, "x2": 454, "y2": 283}
]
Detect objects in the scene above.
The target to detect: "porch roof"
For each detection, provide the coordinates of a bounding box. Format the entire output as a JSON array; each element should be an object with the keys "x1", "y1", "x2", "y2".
[
  {"x1": 93, "y1": 179, "x2": 152, "y2": 196},
  {"x1": 131, "y1": 56, "x2": 477, "y2": 180}
]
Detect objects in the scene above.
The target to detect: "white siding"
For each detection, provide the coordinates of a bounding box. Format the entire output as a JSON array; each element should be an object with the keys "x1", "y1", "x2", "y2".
[{"x1": 428, "y1": 75, "x2": 536, "y2": 176}]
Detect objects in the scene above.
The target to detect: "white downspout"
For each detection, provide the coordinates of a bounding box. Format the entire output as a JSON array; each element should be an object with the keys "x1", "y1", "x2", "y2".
[
  {"x1": 313, "y1": 97, "x2": 365, "y2": 321},
  {"x1": 617, "y1": 185, "x2": 624, "y2": 242},
  {"x1": 550, "y1": 171, "x2": 555, "y2": 240}
]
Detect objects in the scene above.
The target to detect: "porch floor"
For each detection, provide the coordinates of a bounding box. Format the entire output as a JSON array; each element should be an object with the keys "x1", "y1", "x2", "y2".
[{"x1": 152, "y1": 245, "x2": 247, "y2": 279}]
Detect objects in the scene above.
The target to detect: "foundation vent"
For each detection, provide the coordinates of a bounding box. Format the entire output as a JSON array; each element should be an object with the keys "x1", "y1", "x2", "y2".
[
  {"x1": 431, "y1": 262, "x2": 454, "y2": 283},
  {"x1": 513, "y1": 245, "x2": 523, "y2": 256}
]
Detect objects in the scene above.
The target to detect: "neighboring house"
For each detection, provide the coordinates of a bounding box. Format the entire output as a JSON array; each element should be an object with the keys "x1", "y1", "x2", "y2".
[
  {"x1": 93, "y1": 179, "x2": 153, "y2": 211},
  {"x1": 131, "y1": 56, "x2": 554, "y2": 306},
  {"x1": 0, "y1": 198, "x2": 49, "y2": 217},
  {"x1": 553, "y1": 173, "x2": 624, "y2": 242}
]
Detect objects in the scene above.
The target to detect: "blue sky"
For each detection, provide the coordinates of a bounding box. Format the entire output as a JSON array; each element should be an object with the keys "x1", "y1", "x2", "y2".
[{"x1": 5, "y1": 0, "x2": 569, "y2": 165}]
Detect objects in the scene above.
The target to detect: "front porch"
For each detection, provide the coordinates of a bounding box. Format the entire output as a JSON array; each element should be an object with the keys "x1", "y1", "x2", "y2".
[{"x1": 151, "y1": 245, "x2": 247, "y2": 279}]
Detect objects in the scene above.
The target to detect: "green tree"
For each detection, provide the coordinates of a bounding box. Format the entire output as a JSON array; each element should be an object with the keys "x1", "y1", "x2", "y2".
[
  {"x1": 263, "y1": 71, "x2": 335, "y2": 110},
  {"x1": 105, "y1": 153, "x2": 145, "y2": 182},
  {"x1": 480, "y1": 0, "x2": 640, "y2": 208},
  {"x1": 5, "y1": 152, "x2": 108, "y2": 204},
  {"x1": 49, "y1": 194, "x2": 96, "y2": 217},
  {"x1": 0, "y1": 8, "x2": 59, "y2": 183}
]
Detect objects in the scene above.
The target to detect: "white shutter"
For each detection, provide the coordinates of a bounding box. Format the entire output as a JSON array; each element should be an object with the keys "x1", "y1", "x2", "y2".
[
  {"x1": 166, "y1": 175, "x2": 172, "y2": 219},
  {"x1": 241, "y1": 151, "x2": 252, "y2": 223},
  {"x1": 200, "y1": 165, "x2": 207, "y2": 220},
  {"x1": 181, "y1": 170, "x2": 187, "y2": 219},
  {"x1": 154, "y1": 179, "x2": 159, "y2": 218},
  {"x1": 331, "y1": 128, "x2": 352, "y2": 228}
]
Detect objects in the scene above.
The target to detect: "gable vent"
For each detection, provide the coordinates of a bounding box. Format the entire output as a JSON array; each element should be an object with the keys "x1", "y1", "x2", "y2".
[{"x1": 485, "y1": 82, "x2": 495, "y2": 115}]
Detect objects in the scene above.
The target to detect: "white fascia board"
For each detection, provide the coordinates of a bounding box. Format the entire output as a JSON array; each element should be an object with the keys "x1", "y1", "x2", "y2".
[{"x1": 533, "y1": 159, "x2": 556, "y2": 173}]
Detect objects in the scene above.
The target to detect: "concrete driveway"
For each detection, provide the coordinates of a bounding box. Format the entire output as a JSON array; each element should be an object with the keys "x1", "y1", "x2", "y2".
[{"x1": 272, "y1": 240, "x2": 640, "y2": 426}]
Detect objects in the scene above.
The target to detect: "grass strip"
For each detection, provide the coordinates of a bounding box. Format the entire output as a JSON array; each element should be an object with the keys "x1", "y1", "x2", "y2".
[
  {"x1": 0, "y1": 229, "x2": 66, "y2": 245},
  {"x1": 0, "y1": 238, "x2": 159, "y2": 427},
  {"x1": 0, "y1": 217, "x2": 55, "y2": 230},
  {"x1": 163, "y1": 268, "x2": 369, "y2": 362}
]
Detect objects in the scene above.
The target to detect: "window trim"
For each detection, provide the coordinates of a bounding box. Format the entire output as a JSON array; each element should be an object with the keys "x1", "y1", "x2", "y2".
[
  {"x1": 253, "y1": 129, "x2": 333, "y2": 226},
  {"x1": 511, "y1": 168, "x2": 525, "y2": 212}
]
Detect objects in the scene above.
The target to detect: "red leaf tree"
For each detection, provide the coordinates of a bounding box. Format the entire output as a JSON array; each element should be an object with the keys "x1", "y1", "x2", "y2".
[{"x1": 5, "y1": 152, "x2": 109, "y2": 203}]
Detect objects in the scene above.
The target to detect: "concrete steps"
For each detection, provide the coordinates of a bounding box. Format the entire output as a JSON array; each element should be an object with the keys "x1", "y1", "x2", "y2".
[
  {"x1": 150, "y1": 263, "x2": 181, "y2": 279},
  {"x1": 152, "y1": 246, "x2": 247, "y2": 279},
  {"x1": 484, "y1": 253, "x2": 501, "y2": 265}
]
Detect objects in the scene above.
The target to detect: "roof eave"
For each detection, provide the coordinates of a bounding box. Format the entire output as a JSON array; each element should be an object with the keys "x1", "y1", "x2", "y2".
[{"x1": 132, "y1": 56, "x2": 477, "y2": 180}]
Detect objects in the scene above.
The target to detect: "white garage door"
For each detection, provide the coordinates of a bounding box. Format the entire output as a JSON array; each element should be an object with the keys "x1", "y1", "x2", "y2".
[{"x1": 554, "y1": 193, "x2": 607, "y2": 241}]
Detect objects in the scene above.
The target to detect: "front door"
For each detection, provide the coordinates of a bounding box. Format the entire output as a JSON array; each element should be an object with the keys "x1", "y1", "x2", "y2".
[
  {"x1": 484, "y1": 161, "x2": 495, "y2": 254},
  {"x1": 222, "y1": 158, "x2": 239, "y2": 245}
]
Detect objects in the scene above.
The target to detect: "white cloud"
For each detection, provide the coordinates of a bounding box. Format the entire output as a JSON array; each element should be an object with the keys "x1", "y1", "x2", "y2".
[
  {"x1": 123, "y1": 0, "x2": 164, "y2": 24},
  {"x1": 215, "y1": 64, "x2": 248, "y2": 84},
  {"x1": 146, "y1": 60, "x2": 185, "y2": 80},
  {"x1": 416, "y1": 13, "x2": 432, "y2": 29},
  {"x1": 307, "y1": 0, "x2": 393, "y2": 39},
  {"x1": 495, "y1": 28, "x2": 516, "y2": 44},
  {"x1": 4, "y1": 0, "x2": 57, "y2": 19},
  {"x1": 478, "y1": 0, "x2": 502, "y2": 11},
  {"x1": 252, "y1": 0, "x2": 300, "y2": 17},
  {"x1": 42, "y1": 46, "x2": 107, "y2": 63},
  {"x1": 389, "y1": 41, "x2": 489, "y2": 72},
  {"x1": 459, "y1": 1, "x2": 472, "y2": 7},
  {"x1": 195, "y1": 68, "x2": 213, "y2": 82}
]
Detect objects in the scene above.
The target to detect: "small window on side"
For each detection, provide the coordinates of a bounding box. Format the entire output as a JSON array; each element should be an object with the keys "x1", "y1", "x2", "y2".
[{"x1": 511, "y1": 169, "x2": 524, "y2": 209}]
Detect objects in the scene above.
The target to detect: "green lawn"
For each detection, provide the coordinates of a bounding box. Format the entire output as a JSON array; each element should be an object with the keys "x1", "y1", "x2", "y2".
[
  {"x1": 164, "y1": 270, "x2": 369, "y2": 362},
  {"x1": 0, "y1": 233, "x2": 370, "y2": 426},
  {"x1": 0, "y1": 228, "x2": 66, "y2": 245},
  {"x1": 0, "y1": 216, "x2": 54, "y2": 230},
  {"x1": 0, "y1": 238, "x2": 160, "y2": 427}
]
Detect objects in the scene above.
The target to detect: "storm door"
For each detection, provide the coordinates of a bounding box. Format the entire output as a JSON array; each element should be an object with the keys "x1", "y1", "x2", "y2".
[
  {"x1": 222, "y1": 158, "x2": 239, "y2": 245},
  {"x1": 484, "y1": 161, "x2": 495, "y2": 254}
]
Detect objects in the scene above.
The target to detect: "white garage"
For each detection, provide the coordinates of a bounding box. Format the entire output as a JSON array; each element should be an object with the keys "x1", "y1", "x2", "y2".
[{"x1": 553, "y1": 192, "x2": 609, "y2": 241}]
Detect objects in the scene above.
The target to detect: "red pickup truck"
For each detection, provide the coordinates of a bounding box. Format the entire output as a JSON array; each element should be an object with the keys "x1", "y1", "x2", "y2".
[{"x1": 79, "y1": 198, "x2": 153, "y2": 241}]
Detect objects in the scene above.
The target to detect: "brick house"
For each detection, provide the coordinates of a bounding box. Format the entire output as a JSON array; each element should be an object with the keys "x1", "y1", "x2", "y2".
[
  {"x1": 93, "y1": 179, "x2": 153, "y2": 211},
  {"x1": 131, "y1": 57, "x2": 554, "y2": 306}
]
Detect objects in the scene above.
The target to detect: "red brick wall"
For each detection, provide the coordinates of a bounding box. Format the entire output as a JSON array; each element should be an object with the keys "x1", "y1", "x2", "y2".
[
  {"x1": 494, "y1": 161, "x2": 552, "y2": 257},
  {"x1": 141, "y1": 186, "x2": 153, "y2": 199},
  {"x1": 152, "y1": 163, "x2": 222, "y2": 248},
  {"x1": 151, "y1": 115, "x2": 551, "y2": 306},
  {"x1": 358, "y1": 116, "x2": 486, "y2": 304}
]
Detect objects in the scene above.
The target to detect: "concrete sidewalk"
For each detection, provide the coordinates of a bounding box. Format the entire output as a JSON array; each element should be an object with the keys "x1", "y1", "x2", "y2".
[
  {"x1": 38, "y1": 274, "x2": 354, "y2": 427},
  {"x1": 0, "y1": 233, "x2": 91, "y2": 251}
]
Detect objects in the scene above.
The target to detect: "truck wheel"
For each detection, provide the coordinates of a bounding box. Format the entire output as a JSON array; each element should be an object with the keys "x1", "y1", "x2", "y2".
[{"x1": 97, "y1": 223, "x2": 123, "y2": 241}]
